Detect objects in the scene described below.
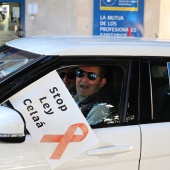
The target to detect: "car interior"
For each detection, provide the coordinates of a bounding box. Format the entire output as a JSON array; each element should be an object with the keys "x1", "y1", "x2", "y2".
[
  {"x1": 57, "y1": 65, "x2": 125, "y2": 125},
  {"x1": 151, "y1": 65, "x2": 170, "y2": 120}
]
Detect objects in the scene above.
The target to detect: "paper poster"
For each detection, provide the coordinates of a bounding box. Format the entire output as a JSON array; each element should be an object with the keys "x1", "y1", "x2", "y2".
[
  {"x1": 9, "y1": 70, "x2": 99, "y2": 169},
  {"x1": 13, "y1": 7, "x2": 20, "y2": 18}
]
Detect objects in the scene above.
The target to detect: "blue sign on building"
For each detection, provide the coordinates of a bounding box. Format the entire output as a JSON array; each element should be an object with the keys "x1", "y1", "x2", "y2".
[{"x1": 93, "y1": 0, "x2": 144, "y2": 37}]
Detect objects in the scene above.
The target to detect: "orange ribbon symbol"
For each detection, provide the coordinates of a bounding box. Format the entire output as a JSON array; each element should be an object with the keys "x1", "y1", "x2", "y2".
[{"x1": 40, "y1": 123, "x2": 88, "y2": 159}]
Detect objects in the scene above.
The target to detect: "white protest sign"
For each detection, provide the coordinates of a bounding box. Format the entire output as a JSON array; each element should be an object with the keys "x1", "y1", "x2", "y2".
[{"x1": 9, "y1": 70, "x2": 100, "y2": 169}]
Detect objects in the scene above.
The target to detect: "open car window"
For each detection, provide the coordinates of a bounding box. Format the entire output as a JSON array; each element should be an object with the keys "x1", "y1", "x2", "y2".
[{"x1": 56, "y1": 65, "x2": 126, "y2": 127}]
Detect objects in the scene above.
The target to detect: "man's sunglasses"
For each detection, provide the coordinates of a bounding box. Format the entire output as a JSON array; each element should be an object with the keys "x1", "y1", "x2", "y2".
[
  {"x1": 58, "y1": 72, "x2": 76, "y2": 80},
  {"x1": 76, "y1": 69, "x2": 103, "y2": 81}
]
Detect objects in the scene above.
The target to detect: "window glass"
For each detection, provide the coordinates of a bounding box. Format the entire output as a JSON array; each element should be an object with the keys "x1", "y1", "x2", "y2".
[
  {"x1": 150, "y1": 60, "x2": 170, "y2": 120},
  {"x1": 0, "y1": 45, "x2": 40, "y2": 79},
  {"x1": 126, "y1": 60, "x2": 139, "y2": 123},
  {"x1": 140, "y1": 60, "x2": 152, "y2": 122}
]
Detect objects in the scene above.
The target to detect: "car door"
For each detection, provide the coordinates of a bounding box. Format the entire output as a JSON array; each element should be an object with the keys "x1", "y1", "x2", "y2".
[
  {"x1": 140, "y1": 59, "x2": 170, "y2": 170},
  {"x1": 0, "y1": 56, "x2": 141, "y2": 170}
]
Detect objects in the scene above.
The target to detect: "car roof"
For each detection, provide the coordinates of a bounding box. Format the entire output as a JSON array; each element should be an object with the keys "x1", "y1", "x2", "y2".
[{"x1": 5, "y1": 36, "x2": 170, "y2": 57}]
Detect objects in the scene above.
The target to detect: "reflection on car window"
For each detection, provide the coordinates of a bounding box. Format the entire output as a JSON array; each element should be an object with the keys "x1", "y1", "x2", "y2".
[
  {"x1": 126, "y1": 61, "x2": 139, "y2": 123},
  {"x1": 0, "y1": 45, "x2": 40, "y2": 78}
]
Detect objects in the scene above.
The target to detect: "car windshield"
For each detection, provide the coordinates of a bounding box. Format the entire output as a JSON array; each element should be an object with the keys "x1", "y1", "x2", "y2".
[{"x1": 0, "y1": 45, "x2": 41, "y2": 78}]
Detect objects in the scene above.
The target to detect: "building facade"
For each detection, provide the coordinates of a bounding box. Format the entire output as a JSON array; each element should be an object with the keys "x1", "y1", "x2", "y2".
[{"x1": 0, "y1": 0, "x2": 170, "y2": 45}]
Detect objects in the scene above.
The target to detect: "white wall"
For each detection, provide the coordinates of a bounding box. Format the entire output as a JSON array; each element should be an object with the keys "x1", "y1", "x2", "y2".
[
  {"x1": 25, "y1": 0, "x2": 78, "y2": 36},
  {"x1": 159, "y1": 0, "x2": 170, "y2": 39},
  {"x1": 143, "y1": 0, "x2": 160, "y2": 38},
  {"x1": 76, "y1": 0, "x2": 93, "y2": 35}
]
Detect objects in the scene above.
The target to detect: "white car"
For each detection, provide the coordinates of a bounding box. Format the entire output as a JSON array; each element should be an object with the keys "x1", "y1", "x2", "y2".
[{"x1": 0, "y1": 36, "x2": 170, "y2": 170}]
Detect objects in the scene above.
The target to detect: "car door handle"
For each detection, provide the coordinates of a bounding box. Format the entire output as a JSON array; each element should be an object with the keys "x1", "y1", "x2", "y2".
[{"x1": 87, "y1": 145, "x2": 133, "y2": 156}]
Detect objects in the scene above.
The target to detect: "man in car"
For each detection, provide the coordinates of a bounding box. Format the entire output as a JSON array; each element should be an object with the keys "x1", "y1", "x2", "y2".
[
  {"x1": 58, "y1": 68, "x2": 77, "y2": 96},
  {"x1": 74, "y1": 66, "x2": 114, "y2": 125}
]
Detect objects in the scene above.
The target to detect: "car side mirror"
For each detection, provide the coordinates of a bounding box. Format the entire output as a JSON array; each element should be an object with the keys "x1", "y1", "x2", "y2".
[{"x1": 0, "y1": 106, "x2": 25, "y2": 143}]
